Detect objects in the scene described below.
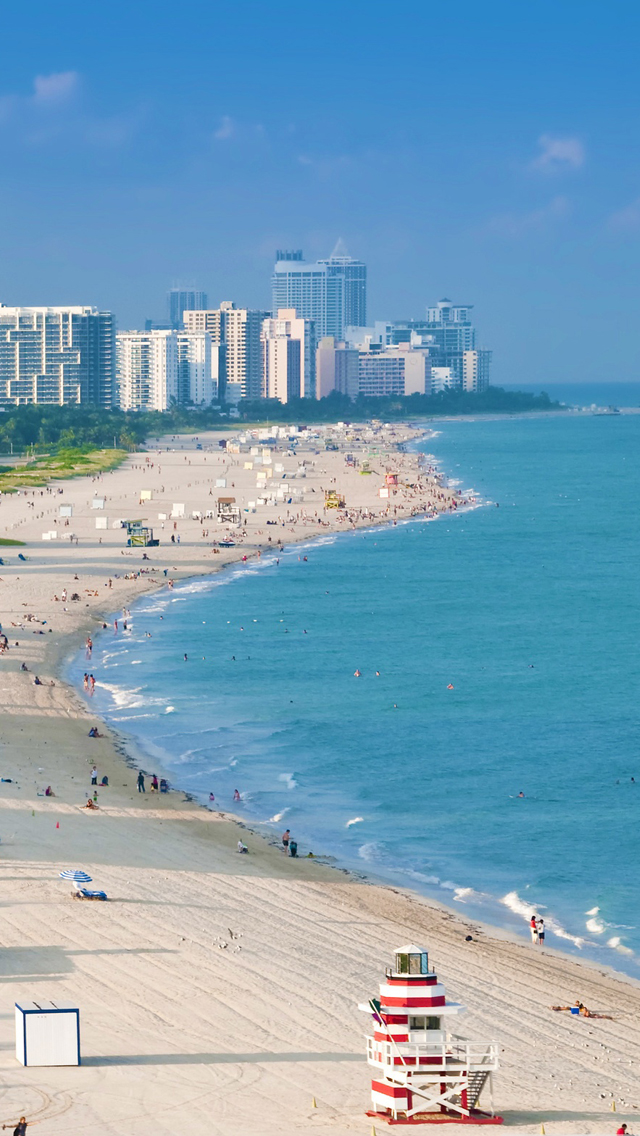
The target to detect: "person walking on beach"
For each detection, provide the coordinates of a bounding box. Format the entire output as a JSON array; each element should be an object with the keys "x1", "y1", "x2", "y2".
[
  {"x1": 137, "y1": 771, "x2": 145, "y2": 793},
  {"x1": 282, "y1": 829, "x2": 290, "y2": 851},
  {"x1": 530, "y1": 916, "x2": 539, "y2": 944},
  {"x1": 537, "y1": 917, "x2": 545, "y2": 945},
  {"x1": 9, "y1": 1117, "x2": 28, "y2": 1135},
  {"x1": 90, "y1": 766, "x2": 98, "y2": 786}
]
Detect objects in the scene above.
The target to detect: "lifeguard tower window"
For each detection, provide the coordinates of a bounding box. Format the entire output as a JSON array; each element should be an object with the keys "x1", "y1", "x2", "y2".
[
  {"x1": 409, "y1": 1016, "x2": 441, "y2": 1031},
  {"x1": 395, "y1": 950, "x2": 429, "y2": 975}
]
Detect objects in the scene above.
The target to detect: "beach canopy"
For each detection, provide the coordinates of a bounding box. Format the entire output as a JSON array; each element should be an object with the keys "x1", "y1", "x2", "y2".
[{"x1": 59, "y1": 869, "x2": 92, "y2": 883}]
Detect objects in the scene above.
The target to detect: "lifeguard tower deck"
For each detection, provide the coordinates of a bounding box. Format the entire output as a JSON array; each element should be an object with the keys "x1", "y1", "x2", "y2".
[{"x1": 360, "y1": 945, "x2": 502, "y2": 1125}]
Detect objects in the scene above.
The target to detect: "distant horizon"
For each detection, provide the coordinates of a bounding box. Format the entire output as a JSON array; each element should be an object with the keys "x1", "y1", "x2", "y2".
[{"x1": 2, "y1": 2, "x2": 640, "y2": 385}]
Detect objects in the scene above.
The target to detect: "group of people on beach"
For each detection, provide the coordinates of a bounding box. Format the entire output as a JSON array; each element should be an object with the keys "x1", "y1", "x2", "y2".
[
  {"x1": 137, "y1": 771, "x2": 167, "y2": 793},
  {"x1": 529, "y1": 915, "x2": 545, "y2": 944},
  {"x1": 281, "y1": 829, "x2": 298, "y2": 857}
]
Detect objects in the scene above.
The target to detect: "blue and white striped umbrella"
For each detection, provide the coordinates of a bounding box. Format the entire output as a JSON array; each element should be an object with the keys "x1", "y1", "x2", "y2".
[{"x1": 59, "y1": 869, "x2": 92, "y2": 883}]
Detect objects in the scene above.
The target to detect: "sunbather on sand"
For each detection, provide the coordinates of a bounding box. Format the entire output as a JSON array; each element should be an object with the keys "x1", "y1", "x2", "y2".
[{"x1": 551, "y1": 1000, "x2": 614, "y2": 1019}]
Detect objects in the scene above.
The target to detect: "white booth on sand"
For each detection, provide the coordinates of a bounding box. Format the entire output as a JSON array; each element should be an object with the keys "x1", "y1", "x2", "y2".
[{"x1": 15, "y1": 1000, "x2": 80, "y2": 1067}]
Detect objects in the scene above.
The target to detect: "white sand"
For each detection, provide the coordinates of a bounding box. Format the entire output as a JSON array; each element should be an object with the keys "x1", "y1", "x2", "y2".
[{"x1": 0, "y1": 426, "x2": 637, "y2": 1135}]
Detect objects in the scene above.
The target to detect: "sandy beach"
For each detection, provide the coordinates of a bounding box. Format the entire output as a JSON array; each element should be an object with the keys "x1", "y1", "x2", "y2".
[{"x1": 0, "y1": 423, "x2": 638, "y2": 1136}]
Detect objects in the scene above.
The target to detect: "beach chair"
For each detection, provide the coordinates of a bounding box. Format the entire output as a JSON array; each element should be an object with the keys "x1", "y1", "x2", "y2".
[
  {"x1": 18, "y1": 553, "x2": 27, "y2": 561},
  {"x1": 74, "y1": 887, "x2": 108, "y2": 901}
]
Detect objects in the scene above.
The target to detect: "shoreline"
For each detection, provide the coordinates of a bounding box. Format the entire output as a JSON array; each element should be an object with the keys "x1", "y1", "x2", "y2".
[
  {"x1": 2, "y1": 421, "x2": 639, "y2": 1134},
  {"x1": 64, "y1": 514, "x2": 640, "y2": 991}
]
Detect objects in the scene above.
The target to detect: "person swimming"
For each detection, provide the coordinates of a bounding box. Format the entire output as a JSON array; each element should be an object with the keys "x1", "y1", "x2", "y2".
[{"x1": 354, "y1": 669, "x2": 361, "y2": 677}]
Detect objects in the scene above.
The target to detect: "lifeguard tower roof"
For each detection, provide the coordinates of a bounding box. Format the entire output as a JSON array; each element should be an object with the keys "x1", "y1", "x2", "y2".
[{"x1": 395, "y1": 944, "x2": 426, "y2": 955}]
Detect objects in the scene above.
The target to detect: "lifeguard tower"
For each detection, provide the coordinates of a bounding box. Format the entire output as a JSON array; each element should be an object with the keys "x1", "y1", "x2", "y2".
[
  {"x1": 216, "y1": 496, "x2": 241, "y2": 525},
  {"x1": 124, "y1": 520, "x2": 159, "y2": 547},
  {"x1": 324, "y1": 489, "x2": 345, "y2": 509},
  {"x1": 360, "y1": 945, "x2": 501, "y2": 1125}
]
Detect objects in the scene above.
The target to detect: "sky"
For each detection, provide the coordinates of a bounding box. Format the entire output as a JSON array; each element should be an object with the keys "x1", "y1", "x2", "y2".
[{"x1": 1, "y1": 0, "x2": 640, "y2": 385}]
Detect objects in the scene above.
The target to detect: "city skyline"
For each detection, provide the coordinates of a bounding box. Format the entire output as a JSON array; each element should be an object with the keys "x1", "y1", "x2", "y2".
[{"x1": 2, "y1": 2, "x2": 640, "y2": 384}]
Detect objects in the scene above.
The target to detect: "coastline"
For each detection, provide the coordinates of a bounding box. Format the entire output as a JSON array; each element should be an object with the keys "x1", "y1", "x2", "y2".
[
  {"x1": 65, "y1": 504, "x2": 639, "y2": 985},
  {"x1": 1, "y1": 422, "x2": 639, "y2": 1134}
]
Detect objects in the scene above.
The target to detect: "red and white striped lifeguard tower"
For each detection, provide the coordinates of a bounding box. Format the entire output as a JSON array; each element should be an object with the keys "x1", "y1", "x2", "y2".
[{"x1": 359, "y1": 944, "x2": 502, "y2": 1125}]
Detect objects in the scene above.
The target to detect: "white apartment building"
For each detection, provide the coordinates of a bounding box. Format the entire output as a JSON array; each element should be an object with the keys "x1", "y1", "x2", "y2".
[
  {"x1": 261, "y1": 309, "x2": 315, "y2": 402},
  {"x1": 431, "y1": 366, "x2": 457, "y2": 393},
  {"x1": 358, "y1": 344, "x2": 431, "y2": 398},
  {"x1": 271, "y1": 247, "x2": 366, "y2": 340},
  {"x1": 178, "y1": 331, "x2": 215, "y2": 405},
  {"x1": 462, "y1": 349, "x2": 491, "y2": 393},
  {"x1": 0, "y1": 305, "x2": 115, "y2": 407},
  {"x1": 116, "y1": 330, "x2": 215, "y2": 411},
  {"x1": 184, "y1": 302, "x2": 266, "y2": 401}
]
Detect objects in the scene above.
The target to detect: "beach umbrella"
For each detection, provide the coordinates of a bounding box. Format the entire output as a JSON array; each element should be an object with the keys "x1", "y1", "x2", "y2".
[{"x1": 59, "y1": 869, "x2": 92, "y2": 890}]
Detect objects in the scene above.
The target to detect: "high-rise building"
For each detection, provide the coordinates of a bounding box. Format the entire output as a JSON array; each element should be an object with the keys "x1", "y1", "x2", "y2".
[
  {"x1": 358, "y1": 344, "x2": 431, "y2": 398},
  {"x1": 261, "y1": 309, "x2": 315, "y2": 402},
  {"x1": 462, "y1": 349, "x2": 492, "y2": 393},
  {"x1": 316, "y1": 337, "x2": 359, "y2": 399},
  {"x1": 116, "y1": 329, "x2": 215, "y2": 411},
  {"x1": 424, "y1": 300, "x2": 476, "y2": 353},
  {"x1": 167, "y1": 287, "x2": 208, "y2": 330},
  {"x1": 271, "y1": 245, "x2": 366, "y2": 340},
  {"x1": 390, "y1": 300, "x2": 491, "y2": 390},
  {"x1": 185, "y1": 302, "x2": 267, "y2": 400},
  {"x1": 0, "y1": 306, "x2": 115, "y2": 407},
  {"x1": 117, "y1": 331, "x2": 178, "y2": 412}
]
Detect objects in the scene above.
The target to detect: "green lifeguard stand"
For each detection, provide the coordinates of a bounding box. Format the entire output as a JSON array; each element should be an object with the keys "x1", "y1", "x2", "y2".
[{"x1": 125, "y1": 520, "x2": 159, "y2": 547}]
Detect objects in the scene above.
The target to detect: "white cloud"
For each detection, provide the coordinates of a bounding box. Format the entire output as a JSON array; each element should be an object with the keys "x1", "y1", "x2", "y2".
[
  {"x1": 0, "y1": 71, "x2": 143, "y2": 149},
  {"x1": 213, "y1": 115, "x2": 234, "y2": 141},
  {"x1": 0, "y1": 71, "x2": 80, "y2": 125},
  {"x1": 607, "y1": 197, "x2": 640, "y2": 232},
  {"x1": 531, "y1": 134, "x2": 585, "y2": 171},
  {"x1": 32, "y1": 71, "x2": 79, "y2": 106},
  {"x1": 486, "y1": 196, "x2": 570, "y2": 237}
]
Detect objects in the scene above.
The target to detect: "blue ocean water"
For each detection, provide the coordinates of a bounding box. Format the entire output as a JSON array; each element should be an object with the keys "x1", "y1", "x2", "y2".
[
  {"x1": 69, "y1": 414, "x2": 640, "y2": 972},
  {"x1": 505, "y1": 381, "x2": 640, "y2": 408}
]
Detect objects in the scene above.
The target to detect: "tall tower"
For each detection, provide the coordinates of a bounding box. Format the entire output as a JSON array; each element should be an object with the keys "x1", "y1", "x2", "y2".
[
  {"x1": 271, "y1": 244, "x2": 366, "y2": 340},
  {"x1": 359, "y1": 945, "x2": 501, "y2": 1124}
]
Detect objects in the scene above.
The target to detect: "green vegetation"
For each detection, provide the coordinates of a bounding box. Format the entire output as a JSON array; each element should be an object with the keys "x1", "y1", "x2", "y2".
[
  {"x1": 0, "y1": 447, "x2": 127, "y2": 493},
  {"x1": 0, "y1": 537, "x2": 26, "y2": 546},
  {"x1": 240, "y1": 386, "x2": 563, "y2": 423},
  {"x1": 0, "y1": 387, "x2": 562, "y2": 460},
  {"x1": 0, "y1": 405, "x2": 225, "y2": 453}
]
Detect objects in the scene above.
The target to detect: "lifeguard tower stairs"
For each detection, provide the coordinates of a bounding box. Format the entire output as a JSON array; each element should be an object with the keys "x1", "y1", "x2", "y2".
[{"x1": 360, "y1": 945, "x2": 502, "y2": 1125}]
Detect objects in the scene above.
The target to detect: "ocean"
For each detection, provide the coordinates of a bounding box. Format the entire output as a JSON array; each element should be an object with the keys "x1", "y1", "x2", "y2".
[
  {"x1": 504, "y1": 380, "x2": 640, "y2": 408},
  {"x1": 68, "y1": 412, "x2": 640, "y2": 974}
]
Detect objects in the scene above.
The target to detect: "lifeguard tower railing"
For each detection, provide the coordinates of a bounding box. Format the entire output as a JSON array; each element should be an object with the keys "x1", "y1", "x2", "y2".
[{"x1": 367, "y1": 1036, "x2": 499, "y2": 1072}]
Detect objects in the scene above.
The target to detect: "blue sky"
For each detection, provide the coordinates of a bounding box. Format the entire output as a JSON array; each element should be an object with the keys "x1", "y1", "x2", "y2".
[{"x1": 1, "y1": 0, "x2": 639, "y2": 384}]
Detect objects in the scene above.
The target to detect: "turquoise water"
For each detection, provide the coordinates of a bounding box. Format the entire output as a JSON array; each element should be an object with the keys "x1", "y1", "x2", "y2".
[{"x1": 69, "y1": 414, "x2": 640, "y2": 972}]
